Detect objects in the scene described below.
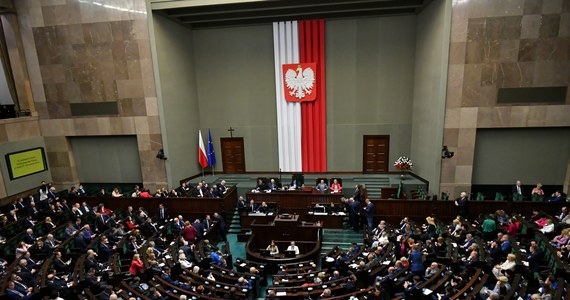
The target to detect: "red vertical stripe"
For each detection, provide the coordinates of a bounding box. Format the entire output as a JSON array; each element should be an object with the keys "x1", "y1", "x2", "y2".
[{"x1": 299, "y1": 20, "x2": 327, "y2": 172}]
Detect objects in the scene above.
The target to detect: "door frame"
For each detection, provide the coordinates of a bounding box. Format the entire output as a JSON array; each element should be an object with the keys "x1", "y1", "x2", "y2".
[
  {"x1": 362, "y1": 135, "x2": 390, "y2": 173},
  {"x1": 220, "y1": 137, "x2": 246, "y2": 174}
]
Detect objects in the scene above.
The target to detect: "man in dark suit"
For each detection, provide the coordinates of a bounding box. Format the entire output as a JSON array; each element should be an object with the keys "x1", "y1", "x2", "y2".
[
  {"x1": 192, "y1": 219, "x2": 205, "y2": 240},
  {"x1": 23, "y1": 229, "x2": 36, "y2": 245},
  {"x1": 247, "y1": 200, "x2": 258, "y2": 213},
  {"x1": 143, "y1": 218, "x2": 159, "y2": 234},
  {"x1": 80, "y1": 202, "x2": 94, "y2": 217},
  {"x1": 403, "y1": 276, "x2": 422, "y2": 299},
  {"x1": 268, "y1": 179, "x2": 280, "y2": 191},
  {"x1": 218, "y1": 180, "x2": 228, "y2": 195},
  {"x1": 555, "y1": 206, "x2": 568, "y2": 222},
  {"x1": 77, "y1": 185, "x2": 87, "y2": 196},
  {"x1": 82, "y1": 268, "x2": 101, "y2": 293},
  {"x1": 455, "y1": 192, "x2": 469, "y2": 217},
  {"x1": 53, "y1": 252, "x2": 71, "y2": 273},
  {"x1": 157, "y1": 203, "x2": 169, "y2": 224},
  {"x1": 74, "y1": 232, "x2": 87, "y2": 249},
  {"x1": 255, "y1": 179, "x2": 267, "y2": 191},
  {"x1": 237, "y1": 196, "x2": 247, "y2": 213},
  {"x1": 97, "y1": 236, "x2": 113, "y2": 262},
  {"x1": 25, "y1": 202, "x2": 40, "y2": 221},
  {"x1": 512, "y1": 180, "x2": 524, "y2": 200},
  {"x1": 188, "y1": 185, "x2": 200, "y2": 197},
  {"x1": 213, "y1": 212, "x2": 227, "y2": 241},
  {"x1": 6, "y1": 280, "x2": 32, "y2": 299},
  {"x1": 202, "y1": 215, "x2": 213, "y2": 231},
  {"x1": 95, "y1": 213, "x2": 109, "y2": 233},
  {"x1": 460, "y1": 233, "x2": 475, "y2": 252},
  {"x1": 348, "y1": 198, "x2": 361, "y2": 231},
  {"x1": 96, "y1": 188, "x2": 106, "y2": 198},
  {"x1": 126, "y1": 236, "x2": 141, "y2": 256}
]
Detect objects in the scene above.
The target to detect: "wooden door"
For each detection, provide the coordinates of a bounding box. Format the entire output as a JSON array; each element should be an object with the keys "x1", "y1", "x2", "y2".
[
  {"x1": 221, "y1": 138, "x2": 246, "y2": 174},
  {"x1": 363, "y1": 135, "x2": 389, "y2": 173}
]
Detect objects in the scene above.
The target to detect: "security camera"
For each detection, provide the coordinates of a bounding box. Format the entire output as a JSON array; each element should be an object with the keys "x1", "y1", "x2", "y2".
[
  {"x1": 442, "y1": 146, "x2": 454, "y2": 159},
  {"x1": 156, "y1": 149, "x2": 167, "y2": 160}
]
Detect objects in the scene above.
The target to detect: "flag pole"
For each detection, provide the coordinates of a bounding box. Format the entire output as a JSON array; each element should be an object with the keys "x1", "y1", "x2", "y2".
[{"x1": 202, "y1": 168, "x2": 204, "y2": 178}]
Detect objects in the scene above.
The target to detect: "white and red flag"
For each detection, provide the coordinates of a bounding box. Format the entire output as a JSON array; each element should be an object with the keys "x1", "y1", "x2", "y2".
[{"x1": 198, "y1": 130, "x2": 208, "y2": 169}]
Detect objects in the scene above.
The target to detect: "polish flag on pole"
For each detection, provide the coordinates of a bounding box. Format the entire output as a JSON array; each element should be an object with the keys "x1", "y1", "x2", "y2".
[{"x1": 198, "y1": 130, "x2": 208, "y2": 169}]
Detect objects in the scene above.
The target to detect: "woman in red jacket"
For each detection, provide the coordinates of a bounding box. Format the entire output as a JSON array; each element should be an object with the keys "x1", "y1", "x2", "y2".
[
  {"x1": 125, "y1": 216, "x2": 137, "y2": 231},
  {"x1": 129, "y1": 253, "x2": 145, "y2": 276}
]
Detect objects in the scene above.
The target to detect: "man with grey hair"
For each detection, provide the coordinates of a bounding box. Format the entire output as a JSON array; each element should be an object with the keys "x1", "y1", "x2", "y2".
[{"x1": 455, "y1": 191, "x2": 469, "y2": 217}]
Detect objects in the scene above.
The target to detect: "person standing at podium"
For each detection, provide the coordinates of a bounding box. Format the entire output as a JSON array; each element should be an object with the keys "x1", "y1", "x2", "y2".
[
  {"x1": 287, "y1": 241, "x2": 300, "y2": 255},
  {"x1": 266, "y1": 240, "x2": 279, "y2": 255}
]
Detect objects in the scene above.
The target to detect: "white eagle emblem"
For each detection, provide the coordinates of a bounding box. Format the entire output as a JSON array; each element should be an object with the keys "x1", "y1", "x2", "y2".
[{"x1": 285, "y1": 65, "x2": 315, "y2": 100}]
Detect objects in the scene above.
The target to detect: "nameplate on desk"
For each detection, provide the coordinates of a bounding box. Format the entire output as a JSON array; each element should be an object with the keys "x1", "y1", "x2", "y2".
[
  {"x1": 313, "y1": 212, "x2": 328, "y2": 216},
  {"x1": 249, "y1": 213, "x2": 266, "y2": 216}
]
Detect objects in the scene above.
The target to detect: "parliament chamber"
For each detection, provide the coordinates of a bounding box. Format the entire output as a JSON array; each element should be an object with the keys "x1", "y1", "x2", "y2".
[{"x1": 0, "y1": 0, "x2": 569, "y2": 299}]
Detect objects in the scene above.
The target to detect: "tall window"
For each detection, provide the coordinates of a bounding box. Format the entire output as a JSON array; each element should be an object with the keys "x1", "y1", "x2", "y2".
[{"x1": 0, "y1": 8, "x2": 18, "y2": 119}]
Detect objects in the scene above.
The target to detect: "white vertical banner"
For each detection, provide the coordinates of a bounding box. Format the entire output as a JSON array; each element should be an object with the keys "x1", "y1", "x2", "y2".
[{"x1": 273, "y1": 21, "x2": 302, "y2": 172}]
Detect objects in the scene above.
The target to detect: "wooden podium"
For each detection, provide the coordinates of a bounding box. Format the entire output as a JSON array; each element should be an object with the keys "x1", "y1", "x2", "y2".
[{"x1": 246, "y1": 214, "x2": 322, "y2": 270}]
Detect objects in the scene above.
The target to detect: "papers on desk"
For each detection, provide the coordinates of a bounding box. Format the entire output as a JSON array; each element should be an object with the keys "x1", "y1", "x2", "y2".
[
  {"x1": 281, "y1": 279, "x2": 288, "y2": 282},
  {"x1": 520, "y1": 249, "x2": 527, "y2": 253},
  {"x1": 240, "y1": 263, "x2": 247, "y2": 267},
  {"x1": 313, "y1": 212, "x2": 328, "y2": 216},
  {"x1": 452, "y1": 243, "x2": 458, "y2": 247},
  {"x1": 382, "y1": 260, "x2": 391, "y2": 265},
  {"x1": 337, "y1": 212, "x2": 346, "y2": 216},
  {"x1": 325, "y1": 257, "x2": 335, "y2": 262},
  {"x1": 268, "y1": 212, "x2": 274, "y2": 216},
  {"x1": 523, "y1": 261, "x2": 529, "y2": 267},
  {"x1": 423, "y1": 288, "x2": 433, "y2": 295},
  {"x1": 349, "y1": 263, "x2": 358, "y2": 269},
  {"x1": 276, "y1": 292, "x2": 287, "y2": 296}
]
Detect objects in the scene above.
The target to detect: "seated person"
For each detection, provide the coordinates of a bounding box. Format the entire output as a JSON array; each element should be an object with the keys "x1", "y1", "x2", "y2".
[
  {"x1": 326, "y1": 202, "x2": 341, "y2": 214},
  {"x1": 532, "y1": 183, "x2": 544, "y2": 196},
  {"x1": 290, "y1": 178, "x2": 300, "y2": 189},
  {"x1": 266, "y1": 240, "x2": 279, "y2": 255},
  {"x1": 258, "y1": 202, "x2": 270, "y2": 213},
  {"x1": 547, "y1": 191, "x2": 563, "y2": 202},
  {"x1": 316, "y1": 179, "x2": 328, "y2": 192},
  {"x1": 330, "y1": 179, "x2": 342, "y2": 194},
  {"x1": 267, "y1": 179, "x2": 280, "y2": 191},
  {"x1": 286, "y1": 241, "x2": 300, "y2": 255},
  {"x1": 247, "y1": 200, "x2": 258, "y2": 213},
  {"x1": 255, "y1": 179, "x2": 267, "y2": 191}
]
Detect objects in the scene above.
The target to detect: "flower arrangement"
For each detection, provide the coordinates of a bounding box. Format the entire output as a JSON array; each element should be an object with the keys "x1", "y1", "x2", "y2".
[{"x1": 394, "y1": 156, "x2": 413, "y2": 171}]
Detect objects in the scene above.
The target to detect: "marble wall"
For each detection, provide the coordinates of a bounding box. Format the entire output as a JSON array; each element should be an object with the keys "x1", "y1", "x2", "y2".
[
  {"x1": 441, "y1": 0, "x2": 570, "y2": 197},
  {"x1": 13, "y1": 0, "x2": 166, "y2": 191}
]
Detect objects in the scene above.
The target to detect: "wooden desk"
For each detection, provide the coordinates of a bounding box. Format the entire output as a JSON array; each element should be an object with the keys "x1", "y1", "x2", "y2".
[
  {"x1": 305, "y1": 212, "x2": 345, "y2": 229},
  {"x1": 241, "y1": 211, "x2": 344, "y2": 230},
  {"x1": 245, "y1": 214, "x2": 322, "y2": 272},
  {"x1": 370, "y1": 199, "x2": 566, "y2": 224},
  {"x1": 73, "y1": 187, "x2": 238, "y2": 221},
  {"x1": 245, "y1": 190, "x2": 343, "y2": 215}
]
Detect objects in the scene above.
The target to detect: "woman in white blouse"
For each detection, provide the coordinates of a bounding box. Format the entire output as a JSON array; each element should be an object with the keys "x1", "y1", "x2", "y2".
[
  {"x1": 266, "y1": 240, "x2": 279, "y2": 255},
  {"x1": 492, "y1": 253, "x2": 516, "y2": 278},
  {"x1": 178, "y1": 253, "x2": 193, "y2": 269},
  {"x1": 540, "y1": 219, "x2": 555, "y2": 234}
]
